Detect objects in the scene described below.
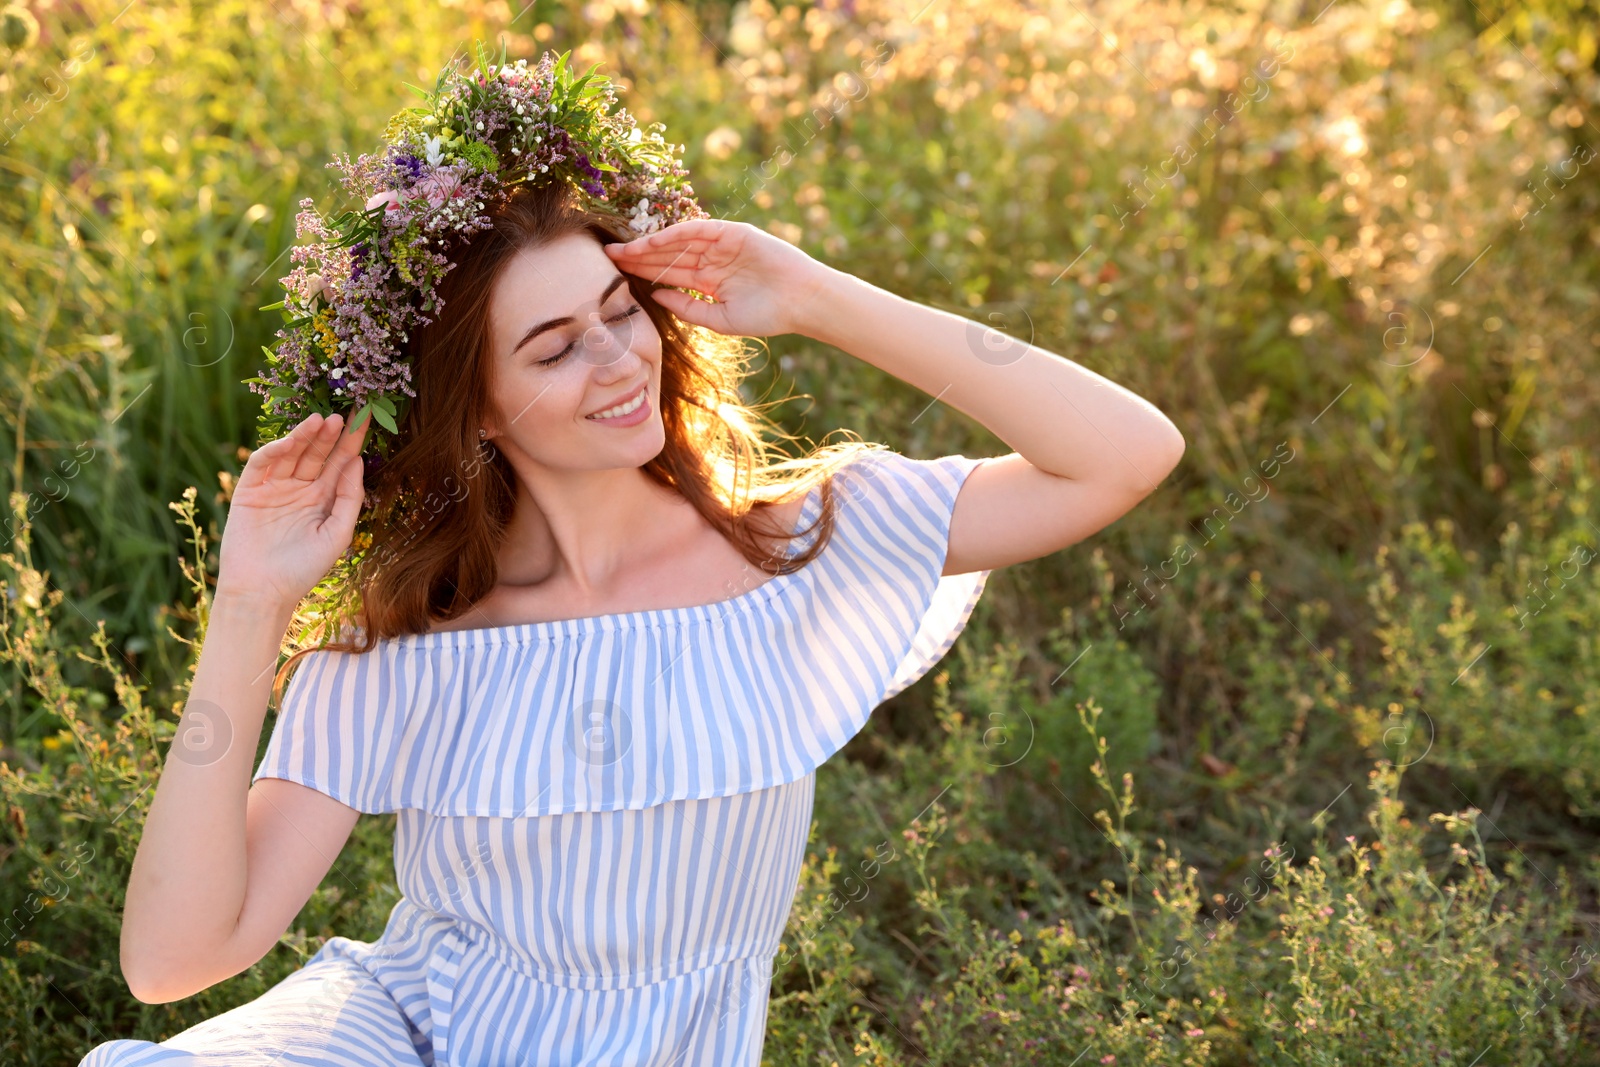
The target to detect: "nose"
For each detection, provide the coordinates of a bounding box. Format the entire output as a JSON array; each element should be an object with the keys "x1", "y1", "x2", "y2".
[{"x1": 577, "y1": 310, "x2": 641, "y2": 371}]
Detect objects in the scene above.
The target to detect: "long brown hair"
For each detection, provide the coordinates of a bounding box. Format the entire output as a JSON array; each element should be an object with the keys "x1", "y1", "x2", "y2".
[{"x1": 270, "y1": 180, "x2": 878, "y2": 700}]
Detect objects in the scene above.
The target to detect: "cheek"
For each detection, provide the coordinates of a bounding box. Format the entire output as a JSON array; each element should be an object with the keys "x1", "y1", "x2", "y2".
[{"x1": 498, "y1": 364, "x2": 589, "y2": 427}]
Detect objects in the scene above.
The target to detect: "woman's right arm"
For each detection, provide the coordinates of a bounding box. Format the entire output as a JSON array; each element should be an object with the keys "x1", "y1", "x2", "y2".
[{"x1": 118, "y1": 410, "x2": 371, "y2": 1003}]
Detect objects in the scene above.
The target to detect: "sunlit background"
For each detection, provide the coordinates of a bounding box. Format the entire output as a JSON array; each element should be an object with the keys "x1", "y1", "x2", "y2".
[{"x1": 2, "y1": 0, "x2": 1598, "y2": 1060}]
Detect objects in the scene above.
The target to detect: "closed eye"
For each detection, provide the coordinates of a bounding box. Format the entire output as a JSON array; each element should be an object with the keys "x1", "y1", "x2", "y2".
[{"x1": 536, "y1": 305, "x2": 644, "y2": 367}]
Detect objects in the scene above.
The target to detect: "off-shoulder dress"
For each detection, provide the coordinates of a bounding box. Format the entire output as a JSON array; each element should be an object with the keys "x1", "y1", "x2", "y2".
[{"x1": 80, "y1": 449, "x2": 992, "y2": 1067}]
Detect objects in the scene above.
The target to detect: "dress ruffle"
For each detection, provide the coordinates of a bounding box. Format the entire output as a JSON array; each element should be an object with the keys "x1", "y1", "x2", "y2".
[{"x1": 252, "y1": 450, "x2": 991, "y2": 818}]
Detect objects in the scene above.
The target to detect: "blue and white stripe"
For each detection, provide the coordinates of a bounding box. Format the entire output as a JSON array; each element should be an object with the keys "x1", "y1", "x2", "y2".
[{"x1": 80, "y1": 450, "x2": 991, "y2": 1067}]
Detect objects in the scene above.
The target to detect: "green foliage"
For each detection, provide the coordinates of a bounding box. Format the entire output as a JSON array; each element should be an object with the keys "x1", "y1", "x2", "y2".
[
  {"x1": 0, "y1": 492, "x2": 397, "y2": 1063},
  {"x1": 769, "y1": 690, "x2": 1590, "y2": 1065},
  {"x1": 1353, "y1": 452, "x2": 1600, "y2": 815},
  {"x1": 1, "y1": 0, "x2": 1598, "y2": 1061}
]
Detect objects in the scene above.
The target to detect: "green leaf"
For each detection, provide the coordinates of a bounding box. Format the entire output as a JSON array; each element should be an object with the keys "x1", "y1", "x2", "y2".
[
  {"x1": 259, "y1": 299, "x2": 285, "y2": 311},
  {"x1": 350, "y1": 400, "x2": 374, "y2": 432},
  {"x1": 402, "y1": 81, "x2": 431, "y2": 101},
  {"x1": 370, "y1": 402, "x2": 399, "y2": 434}
]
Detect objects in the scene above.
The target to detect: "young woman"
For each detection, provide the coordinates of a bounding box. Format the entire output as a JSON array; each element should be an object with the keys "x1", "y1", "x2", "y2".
[{"x1": 80, "y1": 56, "x2": 1184, "y2": 1067}]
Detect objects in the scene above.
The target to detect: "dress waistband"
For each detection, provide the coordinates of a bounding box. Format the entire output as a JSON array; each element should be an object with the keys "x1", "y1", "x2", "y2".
[{"x1": 383, "y1": 895, "x2": 778, "y2": 992}]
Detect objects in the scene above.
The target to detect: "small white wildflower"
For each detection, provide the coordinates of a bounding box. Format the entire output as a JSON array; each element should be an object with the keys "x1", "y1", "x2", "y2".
[
  {"x1": 476, "y1": 121, "x2": 484, "y2": 131},
  {"x1": 330, "y1": 367, "x2": 345, "y2": 380}
]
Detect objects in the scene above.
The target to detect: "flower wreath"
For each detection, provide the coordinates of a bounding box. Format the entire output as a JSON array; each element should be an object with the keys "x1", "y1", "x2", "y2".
[
  {"x1": 245, "y1": 39, "x2": 708, "y2": 462},
  {"x1": 241, "y1": 40, "x2": 709, "y2": 608}
]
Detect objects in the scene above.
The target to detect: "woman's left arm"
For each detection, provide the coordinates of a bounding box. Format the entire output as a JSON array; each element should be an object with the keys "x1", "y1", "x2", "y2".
[
  {"x1": 792, "y1": 267, "x2": 1187, "y2": 575},
  {"x1": 606, "y1": 220, "x2": 1186, "y2": 576}
]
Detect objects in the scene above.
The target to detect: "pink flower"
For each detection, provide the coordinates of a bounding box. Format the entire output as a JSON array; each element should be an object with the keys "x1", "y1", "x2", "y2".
[
  {"x1": 1185, "y1": 1028, "x2": 1204, "y2": 1037},
  {"x1": 365, "y1": 190, "x2": 402, "y2": 213},
  {"x1": 413, "y1": 170, "x2": 462, "y2": 209},
  {"x1": 303, "y1": 273, "x2": 328, "y2": 304}
]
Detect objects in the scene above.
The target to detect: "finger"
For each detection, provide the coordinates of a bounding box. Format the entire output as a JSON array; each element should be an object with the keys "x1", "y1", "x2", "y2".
[
  {"x1": 319, "y1": 414, "x2": 360, "y2": 475},
  {"x1": 614, "y1": 249, "x2": 706, "y2": 270},
  {"x1": 317, "y1": 410, "x2": 369, "y2": 491},
  {"x1": 613, "y1": 238, "x2": 716, "y2": 261},
  {"x1": 651, "y1": 288, "x2": 722, "y2": 330},
  {"x1": 621, "y1": 257, "x2": 705, "y2": 287},
  {"x1": 654, "y1": 217, "x2": 729, "y2": 242},
  {"x1": 259, "y1": 414, "x2": 327, "y2": 484},
  {"x1": 322, "y1": 430, "x2": 366, "y2": 546},
  {"x1": 622, "y1": 224, "x2": 723, "y2": 254},
  {"x1": 291, "y1": 413, "x2": 342, "y2": 482},
  {"x1": 631, "y1": 265, "x2": 706, "y2": 291}
]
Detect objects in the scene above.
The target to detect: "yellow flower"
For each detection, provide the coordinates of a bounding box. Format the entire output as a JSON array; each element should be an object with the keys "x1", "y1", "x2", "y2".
[{"x1": 313, "y1": 309, "x2": 338, "y2": 359}]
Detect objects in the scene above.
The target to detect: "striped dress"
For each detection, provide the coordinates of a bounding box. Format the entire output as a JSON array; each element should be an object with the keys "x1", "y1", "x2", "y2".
[{"x1": 80, "y1": 449, "x2": 992, "y2": 1067}]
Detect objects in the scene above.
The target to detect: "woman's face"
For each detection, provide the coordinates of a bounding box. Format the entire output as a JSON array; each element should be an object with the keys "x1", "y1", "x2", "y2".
[{"x1": 483, "y1": 231, "x2": 665, "y2": 470}]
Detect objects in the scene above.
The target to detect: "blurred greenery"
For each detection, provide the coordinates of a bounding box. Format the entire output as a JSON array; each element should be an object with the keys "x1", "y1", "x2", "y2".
[{"x1": 2, "y1": 0, "x2": 1598, "y2": 1062}]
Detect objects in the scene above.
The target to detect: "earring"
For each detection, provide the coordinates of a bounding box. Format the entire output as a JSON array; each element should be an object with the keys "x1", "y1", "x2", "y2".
[{"x1": 478, "y1": 429, "x2": 487, "y2": 439}]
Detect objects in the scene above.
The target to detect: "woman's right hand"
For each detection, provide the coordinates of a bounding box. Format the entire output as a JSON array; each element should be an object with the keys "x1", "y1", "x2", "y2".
[{"x1": 216, "y1": 410, "x2": 372, "y2": 612}]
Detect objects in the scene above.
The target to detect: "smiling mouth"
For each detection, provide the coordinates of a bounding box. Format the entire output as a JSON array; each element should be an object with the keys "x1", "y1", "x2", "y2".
[{"x1": 584, "y1": 381, "x2": 648, "y2": 421}]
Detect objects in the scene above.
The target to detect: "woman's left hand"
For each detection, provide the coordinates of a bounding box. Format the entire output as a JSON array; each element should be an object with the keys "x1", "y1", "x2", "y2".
[{"x1": 604, "y1": 218, "x2": 835, "y2": 338}]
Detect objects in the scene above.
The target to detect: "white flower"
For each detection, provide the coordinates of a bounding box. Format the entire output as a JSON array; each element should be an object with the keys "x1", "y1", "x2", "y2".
[
  {"x1": 628, "y1": 197, "x2": 661, "y2": 234},
  {"x1": 423, "y1": 134, "x2": 445, "y2": 167},
  {"x1": 330, "y1": 367, "x2": 345, "y2": 380}
]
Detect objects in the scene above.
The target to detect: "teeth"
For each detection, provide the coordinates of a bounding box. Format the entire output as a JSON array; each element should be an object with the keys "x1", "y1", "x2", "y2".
[{"x1": 587, "y1": 389, "x2": 646, "y2": 420}]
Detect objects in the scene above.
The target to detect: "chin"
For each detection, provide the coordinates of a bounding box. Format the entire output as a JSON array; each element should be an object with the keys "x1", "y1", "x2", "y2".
[{"x1": 585, "y1": 419, "x2": 667, "y2": 469}]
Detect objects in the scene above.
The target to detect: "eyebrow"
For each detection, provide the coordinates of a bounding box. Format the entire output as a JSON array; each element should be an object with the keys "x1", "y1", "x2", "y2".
[{"x1": 511, "y1": 274, "x2": 630, "y2": 356}]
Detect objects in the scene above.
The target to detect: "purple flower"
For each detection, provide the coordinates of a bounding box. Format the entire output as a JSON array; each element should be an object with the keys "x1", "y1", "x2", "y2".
[
  {"x1": 254, "y1": 45, "x2": 708, "y2": 459},
  {"x1": 394, "y1": 153, "x2": 425, "y2": 182}
]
